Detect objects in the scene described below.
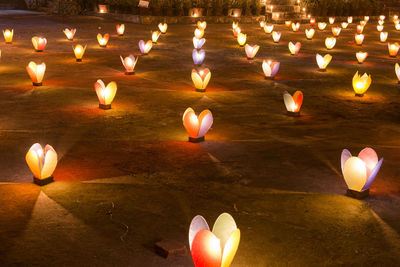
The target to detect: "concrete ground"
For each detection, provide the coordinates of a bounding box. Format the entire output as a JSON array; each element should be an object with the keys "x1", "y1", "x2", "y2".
[{"x1": 0, "y1": 14, "x2": 400, "y2": 266}]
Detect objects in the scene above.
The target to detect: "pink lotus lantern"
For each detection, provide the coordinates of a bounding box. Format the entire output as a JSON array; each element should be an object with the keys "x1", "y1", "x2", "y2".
[
  {"x1": 63, "y1": 28, "x2": 76, "y2": 41},
  {"x1": 26, "y1": 61, "x2": 46, "y2": 86},
  {"x1": 95, "y1": 79, "x2": 117, "y2": 110},
  {"x1": 332, "y1": 26, "x2": 341, "y2": 37},
  {"x1": 26, "y1": 143, "x2": 57, "y2": 186},
  {"x1": 245, "y1": 44, "x2": 259, "y2": 60},
  {"x1": 262, "y1": 60, "x2": 280, "y2": 79},
  {"x1": 288, "y1": 42, "x2": 301, "y2": 56},
  {"x1": 318, "y1": 22, "x2": 327, "y2": 31},
  {"x1": 310, "y1": 17, "x2": 316, "y2": 26},
  {"x1": 283, "y1": 90, "x2": 303, "y2": 116},
  {"x1": 388, "y1": 43, "x2": 400, "y2": 57},
  {"x1": 356, "y1": 25, "x2": 364, "y2": 34},
  {"x1": 192, "y1": 49, "x2": 205, "y2": 66},
  {"x1": 395, "y1": 63, "x2": 400, "y2": 83},
  {"x1": 139, "y1": 40, "x2": 152, "y2": 55},
  {"x1": 325, "y1": 37, "x2": 336, "y2": 50},
  {"x1": 120, "y1": 55, "x2": 138, "y2": 75},
  {"x1": 272, "y1": 31, "x2": 281, "y2": 43},
  {"x1": 377, "y1": 25, "x2": 384, "y2": 32},
  {"x1": 329, "y1": 17, "x2": 335, "y2": 24},
  {"x1": 116, "y1": 24, "x2": 125, "y2": 36},
  {"x1": 305, "y1": 28, "x2": 315, "y2": 40},
  {"x1": 291, "y1": 22, "x2": 300, "y2": 32},
  {"x1": 97, "y1": 33, "x2": 109, "y2": 47},
  {"x1": 341, "y1": 22, "x2": 349, "y2": 29},
  {"x1": 264, "y1": 24, "x2": 274, "y2": 34},
  {"x1": 183, "y1": 108, "x2": 213, "y2": 142},
  {"x1": 380, "y1": 32, "x2": 388, "y2": 42},
  {"x1": 347, "y1": 16, "x2": 353, "y2": 24},
  {"x1": 32, "y1": 36, "x2": 47, "y2": 52},
  {"x1": 341, "y1": 148, "x2": 383, "y2": 198},
  {"x1": 355, "y1": 34, "x2": 364, "y2": 46},
  {"x1": 356, "y1": 51, "x2": 368, "y2": 64},
  {"x1": 191, "y1": 68, "x2": 211, "y2": 92},
  {"x1": 193, "y1": 37, "x2": 205, "y2": 49}
]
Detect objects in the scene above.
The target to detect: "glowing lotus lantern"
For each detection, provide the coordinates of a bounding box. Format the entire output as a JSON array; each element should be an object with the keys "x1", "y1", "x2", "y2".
[
  {"x1": 379, "y1": 15, "x2": 385, "y2": 21},
  {"x1": 232, "y1": 27, "x2": 241, "y2": 37},
  {"x1": 396, "y1": 24, "x2": 400, "y2": 31},
  {"x1": 182, "y1": 108, "x2": 213, "y2": 142},
  {"x1": 262, "y1": 60, "x2": 280, "y2": 79},
  {"x1": 356, "y1": 51, "x2": 368, "y2": 64},
  {"x1": 264, "y1": 24, "x2": 274, "y2": 34},
  {"x1": 356, "y1": 25, "x2": 364, "y2": 34},
  {"x1": 31, "y1": 36, "x2": 47, "y2": 52},
  {"x1": 139, "y1": 40, "x2": 152, "y2": 55},
  {"x1": 329, "y1": 17, "x2": 335, "y2": 24},
  {"x1": 388, "y1": 42, "x2": 400, "y2": 57},
  {"x1": 97, "y1": 33, "x2": 109, "y2": 47},
  {"x1": 332, "y1": 27, "x2": 341, "y2": 37},
  {"x1": 98, "y1": 4, "x2": 108, "y2": 13},
  {"x1": 232, "y1": 21, "x2": 238, "y2": 30},
  {"x1": 380, "y1": 32, "x2": 388, "y2": 42},
  {"x1": 197, "y1": 21, "x2": 207, "y2": 30},
  {"x1": 310, "y1": 17, "x2": 316, "y2": 26},
  {"x1": 191, "y1": 68, "x2": 211, "y2": 92},
  {"x1": 378, "y1": 20, "x2": 384, "y2": 26},
  {"x1": 237, "y1": 33, "x2": 246, "y2": 47},
  {"x1": 26, "y1": 61, "x2": 46, "y2": 86},
  {"x1": 285, "y1": 21, "x2": 292, "y2": 28},
  {"x1": 259, "y1": 20, "x2": 265, "y2": 28},
  {"x1": 325, "y1": 37, "x2": 336, "y2": 50},
  {"x1": 283, "y1": 90, "x2": 303, "y2": 116},
  {"x1": 341, "y1": 148, "x2": 383, "y2": 198},
  {"x1": 395, "y1": 20, "x2": 400, "y2": 26},
  {"x1": 120, "y1": 55, "x2": 138, "y2": 75},
  {"x1": 192, "y1": 49, "x2": 205, "y2": 65},
  {"x1": 245, "y1": 44, "x2": 259, "y2": 60},
  {"x1": 355, "y1": 34, "x2": 364, "y2": 46},
  {"x1": 316, "y1": 53, "x2": 332, "y2": 71},
  {"x1": 95, "y1": 79, "x2": 117, "y2": 109},
  {"x1": 158, "y1": 23, "x2": 167, "y2": 34},
  {"x1": 364, "y1": 16, "x2": 369, "y2": 22},
  {"x1": 73, "y1": 44, "x2": 86, "y2": 62},
  {"x1": 63, "y1": 28, "x2": 76, "y2": 41},
  {"x1": 152, "y1": 31, "x2": 161, "y2": 43},
  {"x1": 347, "y1": 16, "x2": 353, "y2": 24},
  {"x1": 305, "y1": 28, "x2": 315, "y2": 40},
  {"x1": 291, "y1": 22, "x2": 300, "y2": 32},
  {"x1": 3, "y1": 29, "x2": 13, "y2": 43},
  {"x1": 194, "y1": 28, "x2": 204, "y2": 39},
  {"x1": 26, "y1": 143, "x2": 57, "y2": 186},
  {"x1": 377, "y1": 25, "x2": 384, "y2": 32},
  {"x1": 341, "y1": 22, "x2": 348, "y2": 29},
  {"x1": 189, "y1": 213, "x2": 240, "y2": 266},
  {"x1": 352, "y1": 71, "x2": 371, "y2": 97},
  {"x1": 193, "y1": 37, "x2": 205, "y2": 49},
  {"x1": 272, "y1": 31, "x2": 281, "y2": 43},
  {"x1": 360, "y1": 20, "x2": 367, "y2": 27},
  {"x1": 395, "y1": 63, "x2": 400, "y2": 83},
  {"x1": 318, "y1": 22, "x2": 327, "y2": 31},
  {"x1": 116, "y1": 24, "x2": 125, "y2": 36},
  {"x1": 288, "y1": 42, "x2": 301, "y2": 56},
  {"x1": 394, "y1": 15, "x2": 398, "y2": 21}
]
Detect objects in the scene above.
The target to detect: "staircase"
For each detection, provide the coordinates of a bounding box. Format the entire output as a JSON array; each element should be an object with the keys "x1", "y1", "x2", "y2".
[
  {"x1": 265, "y1": 0, "x2": 306, "y2": 22},
  {"x1": 0, "y1": 0, "x2": 27, "y2": 9}
]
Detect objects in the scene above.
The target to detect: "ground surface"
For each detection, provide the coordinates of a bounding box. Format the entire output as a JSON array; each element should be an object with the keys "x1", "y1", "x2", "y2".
[{"x1": 0, "y1": 14, "x2": 400, "y2": 266}]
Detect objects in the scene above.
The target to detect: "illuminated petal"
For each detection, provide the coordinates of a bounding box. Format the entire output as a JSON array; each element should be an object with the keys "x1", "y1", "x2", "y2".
[
  {"x1": 343, "y1": 156, "x2": 367, "y2": 192},
  {"x1": 183, "y1": 107, "x2": 200, "y2": 138},
  {"x1": 283, "y1": 91, "x2": 295, "y2": 112},
  {"x1": 41, "y1": 145, "x2": 57, "y2": 179},
  {"x1": 192, "y1": 49, "x2": 205, "y2": 65},
  {"x1": 358, "y1": 147, "x2": 378, "y2": 178},
  {"x1": 191, "y1": 229, "x2": 222, "y2": 267},
  {"x1": 189, "y1": 215, "x2": 210, "y2": 250},
  {"x1": 212, "y1": 213, "x2": 237, "y2": 249},
  {"x1": 362, "y1": 158, "x2": 383, "y2": 191},
  {"x1": 292, "y1": 91, "x2": 303, "y2": 112},
  {"x1": 26, "y1": 143, "x2": 43, "y2": 179},
  {"x1": 198, "y1": 110, "x2": 213, "y2": 138},
  {"x1": 341, "y1": 149, "x2": 352, "y2": 174},
  {"x1": 221, "y1": 229, "x2": 240, "y2": 267}
]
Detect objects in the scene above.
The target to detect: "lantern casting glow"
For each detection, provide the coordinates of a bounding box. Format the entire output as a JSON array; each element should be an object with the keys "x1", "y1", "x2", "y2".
[
  {"x1": 288, "y1": 42, "x2": 301, "y2": 56},
  {"x1": 341, "y1": 22, "x2": 348, "y2": 29},
  {"x1": 291, "y1": 22, "x2": 300, "y2": 32},
  {"x1": 26, "y1": 143, "x2": 57, "y2": 186},
  {"x1": 194, "y1": 28, "x2": 204, "y2": 39},
  {"x1": 310, "y1": 17, "x2": 316, "y2": 26},
  {"x1": 355, "y1": 34, "x2": 364, "y2": 46},
  {"x1": 120, "y1": 55, "x2": 138, "y2": 75},
  {"x1": 325, "y1": 37, "x2": 336, "y2": 50},
  {"x1": 139, "y1": 40, "x2": 152, "y2": 55},
  {"x1": 352, "y1": 71, "x2": 371, "y2": 97},
  {"x1": 396, "y1": 24, "x2": 400, "y2": 31},
  {"x1": 316, "y1": 54, "x2": 332, "y2": 71},
  {"x1": 192, "y1": 49, "x2": 205, "y2": 65},
  {"x1": 264, "y1": 24, "x2": 274, "y2": 34},
  {"x1": 152, "y1": 31, "x2": 161, "y2": 43},
  {"x1": 341, "y1": 148, "x2": 383, "y2": 198},
  {"x1": 378, "y1": 20, "x2": 384, "y2": 26},
  {"x1": 283, "y1": 90, "x2": 303, "y2": 116},
  {"x1": 116, "y1": 24, "x2": 125, "y2": 36},
  {"x1": 191, "y1": 68, "x2": 211, "y2": 92},
  {"x1": 318, "y1": 22, "x2": 327, "y2": 31},
  {"x1": 32, "y1": 36, "x2": 47, "y2": 52},
  {"x1": 73, "y1": 44, "x2": 86, "y2": 62},
  {"x1": 262, "y1": 60, "x2": 280, "y2": 79},
  {"x1": 183, "y1": 108, "x2": 213, "y2": 142},
  {"x1": 380, "y1": 32, "x2": 388, "y2": 42},
  {"x1": 285, "y1": 21, "x2": 292, "y2": 28},
  {"x1": 395, "y1": 63, "x2": 400, "y2": 83},
  {"x1": 245, "y1": 44, "x2": 259, "y2": 60},
  {"x1": 26, "y1": 61, "x2": 46, "y2": 86},
  {"x1": 329, "y1": 17, "x2": 335, "y2": 24},
  {"x1": 63, "y1": 28, "x2": 76, "y2": 40},
  {"x1": 3, "y1": 29, "x2": 13, "y2": 43},
  {"x1": 388, "y1": 42, "x2": 399, "y2": 57},
  {"x1": 377, "y1": 25, "x2": 384, "y2": 32},
  {"x1": 197, "y1": 21, "x2": 207, "y2": 30},
  {"x1": 347, "y1": 16, "x2": 353, "y2": 24},
  {"x1": 158, "y1": 23, "x2": 168, "y2": 34},
  {"x1": 232, "y1": 21, "x2": 238, "y2": 30},
  {"x1": 356, "y1": 51, "x2": 368, "y2": 64},
  {"x1": 237, "y1": 33, "x2": 246, "y2": 47},
  {"x1": 189, "y1": 213, "x2": 240, "y2": 267},
  {"x1": 232, "y1": 27, "x2": 241, "y2": 37},
  {"x1": 193, "y1": 37, "x2": 205, "y2": 49},
  {"x1": 95, "y1": 79, "x2": 117, "y2": 109},
  {"x1": 332, "y1": 27, "x2": 341, "y2": 37},
  {"x1": 97, "y1": 33, "x2": 109, "y2": 47},
  {"x1": 272, "y1": 31, "x2": 281, "y2": 43},
  {"x1": 356, "y1": 25, "x2": 364, "y2": 34},
  {"x1": 259, "y1": 20, "x2": 265, "y2": 28},
  {"x1": 305, "y1": 28, "x2": 315, "y2": 40}
]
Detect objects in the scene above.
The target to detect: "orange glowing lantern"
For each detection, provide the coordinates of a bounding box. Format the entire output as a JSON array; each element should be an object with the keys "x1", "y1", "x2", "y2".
[
  {"x1": 32, "y1": 36, "x2": 47, "y2": 52},
  {"x1": 26, "y1": 143, "x2": 57, "y2": 186},
  {"x1": 259, "y1": 20, "x2": 265, "y2": 28},
  {"x1": 310, "y1": 17, "x2": 316, "y2": 26},
  {"x1": 325, "y1": 37, "x2": 336, "y2": 50},
  {"x1": 378, "y1": 20, "x2": 384, "y2": 26},
  {"x1": 98, "y1": 4, "x2": 108, "y2": 13},
  {"x1": 356, "y1": 51, "x2": 368, "y2": 64},
  {"x1": 364, "y1": 16, "x2": 369, "y2": 22},
  {"x1": 3, "y1": 29, "x2": 13, "y2": 43},
  {"x1": 95, "y1": 79, "x2": 117, "y2": 110},
  {"x1": 183, "y1": 108, "x2": 213, "y2": 142},
  {"x1": 232, "y1": 21, "x2": 239, "y2": 30},
  {"x1": 332, "y1": 26, "x2": 341, "y2": 37},
  {"x1": 26, "y1": 61, "x2": 46, "y2": 86},
  {"x1": 380, "y1": 32, "x2": 388, "y2": 42},
  {"x1": 237, "y1": 33, "x2": 246, "y2": 46},
  {"x1": 63, "y1": 28, "x2": 76, "y2": 41},
  {"x1": 120, "y1": 55, "x2": 138, "y2": 75},
  {"x1": 232, "y1": 27, "x2": 241, "y2": 37},
  {"x1": 197, "y1": 21, "x2": 207, "y2": 30},
  {"x1": 318, "y1": 22, "x2": 327, "y2": 31},
  {"x1": 329, "y1": 17, "x2": 335, "y2": 24},
  {"x1": 191, "y1": 68, "x2": 211, "y2": 92},
  {"x1": 245, "y1": 44, "x2": 259, "y2": 60},
  {"x1": 288, "y1": 42, "x2": 301, "y2": 56},
  {"x1": 194, "y1": 28, "x2": 204, "y2": 39},
  {"x1": 305, "y1": 28, "x2": 315, "y2": 40},
  {"x1": 357, "y1": 25, "x2": 364, "y2": 34},
  {"x1": 377, "y1": 25, "x2": 384, "y2": 32},
  {"x1": 348, "y1": 16, "x2": 353, "y2": 23},
  {"x1": 73, "y1": 44, "x2": 86, "y2": 62},
  {"x1": 352, "y1": 71, "x2": 372, "y2": 97},
  {"x1": 291, "y1": 22, "x2": 300, "y2": 32},
  {"x1": 285, "y1": 21, "x2": 292, "y2": 28},
  {"x1": 316, "y1": 53, "x2": 332, "y2": 71},
  {"x1": 272, "y1": 31, "x2": 281, "y2": 43},
  {"x1": 360, "y1": 21, "x2": 366, "y2": 27},
  {"x1": 158, "y1": 23, "x2": 168, "y2": 34},
  {"x1": 388, "y1": 42, "x2": 400, "y2": 57},
  {"x1": 283, "y1": 90, "x2": 303, "y2": 116},
  {"x1": 341, "y1": 22, "x2": 349, "y2": 29},
  {"x1": 355, "y1": 34, "x2": 364, "y2": 46},
  {"x1": 394, "y1": 15, "x2": 398, "y2": 21},
  {"x1": 116, "y1": 24, "x2": 125, "y2": 36},
  {"x1": 97, "y1": 33, "x2": 109, "y2": 47},
  {"x1": 264, "y1": 24, "x2": 274, "y2": 34}
]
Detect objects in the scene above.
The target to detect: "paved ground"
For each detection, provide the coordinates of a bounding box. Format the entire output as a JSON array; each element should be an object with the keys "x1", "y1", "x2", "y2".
[{"x1": 0, "y1": 14, "x2": 400, "y2": 266}]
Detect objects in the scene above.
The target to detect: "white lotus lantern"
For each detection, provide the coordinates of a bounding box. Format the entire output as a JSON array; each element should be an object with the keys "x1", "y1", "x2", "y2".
[
  {"x1": 380, "y1": 32, "x2": 388, "y2": 42},
  {"x1": 152, "y1": 31, "x2": 161, "y2": 43},
  {"x1": 388, "y1": 42, "x2": 400, "y2": 57},
  {"x1": 272, "y1": 31, "x2": 281, "y2": 43},
  {"x1": 26, "y1": 61, "x2": 46, "y2": 86},
  {"x1": 283, "y1": 90, "x2": 303, "y2": 116},
  {"x1": 183, "y1": 108, "x2": 213, "y2": 142},
  {"x1": 139, "y1": 40, "x2": 152, "y2": 55},
  {"x1": 158, "y1": 23, "x2": 168, "y2": 34},
  {"x1": 193, "y1": 37, "x2": 205, "y2": 49},
  {"x1": 332, "y1": 27, "x2": 341, "y2": 37},
  {"x1": 347, "y1": 16, "x2": 353, "y2": 24},
  {"x1": 192, "y1": 49, "x2": 205, "y2": 66},
  {"x1": 262, "y1": 60, "x2": 280, "y2": 79},
  {"x1": 120, "y1": 55, "x2": 138, "y2": 75},
  {"x1": 325, "y1": 37, "x2": 336, "y2": 50},
  {"x1": 356, "y1": 51, "x2": 368, "y2": 64},
  {"x1": 288, "y1": 42, "x2": 301, "y2": 56},
  {"x1": 191, "y1": 68, "x2": 211, "y2": 92},
  {"x1": 316, "y1": 53, "x2": 332, "y2": 71},
  {"x1": 245, "y1": 44, "x2": 259, "y2": 60},
  {"x1": 379, "y1": 15, "x2": 386, "y2": 21},
  {"x1": 264, "y1": 24, "x2": 274, "y2": 34},
  {"x1": 305, "y1": 28, "x2": 315, "y2": 40},
  {"x1": 318, "y1": 22, "x2": 327, "y2": 31},
  {"x1": 291, "y1": 22, "x2": 300, "y2": 32},
  {"x1": 63, "y1": 28, "x2": 76, "y2": 41},
  {"x1": 329, "y1": 17, "x2": 335, "y2": 24},
  {"x1": 194, "y1": 28, "x2": 204, "y2": 39},
  {"x1": 377, "y1": 25, "x2": 384, "y2": 32},
  {"x1": 396, "y1": 24, "x2": 400, "y2": 31},
  {"x1": 378, "y1": 19, "x2": 384, "y2": 26},
  {"x1": 95, "y1": 79, "x2": 117, "y2": 109},
  {"x1": 26, "y1": 143, "x2": 57, "y2": 185},
  {"x1": 341, "y1": 22, "x2": 348, "y2": 29},
  {"x1": 355, "y1": 34, "x2": 364, "y2": 46}
]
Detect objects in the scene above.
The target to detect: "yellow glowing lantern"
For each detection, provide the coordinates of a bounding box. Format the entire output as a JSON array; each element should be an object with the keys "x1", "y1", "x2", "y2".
[
  {"x1": 95, "y1": 79, "x2": 117, "y2": 109},
  {"x1": 316, "y1": 53, "x2": 332, "y2": 71},
  {"x1": 189, "y1": 213, "x2": 240, "y2": 267},
  {"x1": 288, "y1": 41, "x2": 301, "y2": 56},
  {"x1": 264, "y1": 24, "x2": 274, "y2": 34},
  {"x1": 26, "y1": 61, "x2": 46, "y2": 86},
  {"x1": 158, "y1": 23, "x2": 168, "y2": 34},
  {"x1": 348, "y1": 16, "x2": 353, "y2": 24},
  {"x1": 352, "y1": 71, "x2": 371, "y2": 97},
  {"x1": 325, "y1": 37, "x2": 336, "y2": 50},
  {"x1": 97, "y1": 33, "x2": 109, "y2": 47},
  {"x1": 291, "y1": 22, "x2": 300, "y2": 32},
  {"x1": 98, "y1": 4, "x2": 108, "y2": 13},
  {"x1": 283, "y1": 90, "x2": 303, "y2": 116},
  {"x1": 332, "y1": 26, "x2": 341, "y2": 37},
  {"x1": 26, "y1": 143, "x2": 57, "y2": 186},
  {"x1": 3, "y1": 29, "x2": 13, "y2": 43},
  {"x1": 396, "y1": 24, "x2": 400, "y2": 31},
  {"x1": 262, "y1": 60, "x2": 280, "y2": 79},
  {"x1": 245, "y1": 44, "x2": 259, "y2": 60},
  {"x1": 120, "y1": 55, "x2": 138, "y2": 75},
  {"x1": 341, "y1": 22, "x2": 349, "y2": 29},
  {"x1": 232, "y1": 27, "x2": 241, "y2": 37},
  {"x1": 272, "y1": 31, "x2": 281, "y2": 43},
  {"x1": 329, "y1": 17, "x2": 335, "y2": 24},
  {"x1": 237, "y1": 33, "x2": 246, "y2": 47},
  {"x1": 356, "y1": 25, "x2": 364, "y2": 34},
  {"x1": 32, "y1": 36, "x2": 47, "y2": 52},
  {"x1": 197, "y1": 21, "x2": 207, "y2": 30},
  {"x1": 355, "y1": 34, "x2": 364, "y2": 46},
  {"x1": 285, "y1": 21, "x2": 292, "y2": 28},
  {"x1": 259, "y1": 20, "x2": 265, "y2": 28},
  {"x1": 379, "y1": 15, "x2": 385, "y2": 21},
  {"x1": 395, "y1": 63, "x2": 400, "y2": 83},
  {"x1": 318, "y1": 22, "x2": 327, "y2": 31},
  {"x1": 191, "y1": 68, "x2": 211, "y2": 92},
  {"x1": 305, "y1": 28, "x2": 315, "y2": 40},
  {"x1": 116, "y1": 24, "x2": 125, "y2": 36},
  {"x1": 378, "y1": 20, "x2": 384, "y2": 26},
  {"x1": 356, "y1": 51, "x2": 368, "y2": 64},
  {"x1": 377, "y1": 25, "x2": 384, "y2": 32},
  {"x1": 380, "y1": 32, "x2": 388, "y2": 42},
  {"x1": 364, "y1": 16, "x2": 369, "y2": 22},
  {"x1": 232, "y1": 21, "x2": 239, "y2": 30},
  {"x1": 394, "y1": 15, "x2": 398, "y2": 21},
  {"x1": 152, "y1": 31, "x2": 161, "y2": 43},
  {"x1": 139, "y1": 40, "x2": 152, "y2": 55},
  {"x1": 388, "y1": 42, "x2": 400, "y2": 57},
  {"x1": 360, "y1": 20, "x2": 367, "y2": 27},
  {"x1": 194, "y1": 28, "x2": 204, "y2": 39},
  {"x1": 63, "y1": 28, "x2": 76, "y2": 41},
  {"x1": 73, "y1": 44, "x2": 86, "y2": 62},
  {"x1": 182, "y1": 108, "x2": 213, "y2": 142}
]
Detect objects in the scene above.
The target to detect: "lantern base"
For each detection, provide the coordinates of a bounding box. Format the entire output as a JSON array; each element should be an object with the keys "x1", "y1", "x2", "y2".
[
  {"x1": 264, "y1": 76, "x2": 275, "y2": 80},
  {"x1": 6, "y1": 42, "x2": 12, "y2": 44},
  {"x1": 346, "y1": 188, "x2": 369, "y2": 199},
  {"x1": 76, "y1": 59, "x2": 82, "y2": 62},
  {"x1": 125, "y1": 71, "x2": 135, "y2": 75},
  {"x1": 189, "y1": 136, "x2": 205, "y2": 143},
  {"x1": 141, "y1": 53, "x2": 148, "y2": 56},
  {"x1": 35, "y1": 50, "x2": 43, "y2": 52},
  {"x1": 355, "y1": 93, "x2": 364, "y2": 97},
  {"x1": 194, "y1": 63, "x2": 203, "y2": 67},
  {"x1": 33, "y1": 176, "x2": 54, "y2": 186},
  {"x1": 161, "y1": 32, "x2": 166, "y2": 34},
  {"x1": 99, "y1": 45, "x2": 107, "y2": 48},
  {"x1": 32, "y1": 82, "x2": 42, "y2": 86},
  {"x1": 118, "y1": 34, "x2": 124, "y2": 37},
  {"x1": 287, "y1": 111, "x2": 300, "y2": 117},
  {"x1": 99, "y1": 104, "x2": 111, "y2": 110},
  {"x1": 358, "y1": 62, "x2": 363, "y2": 64},
  {"x1": 290, "y1": 54, "x2": 298, "y2": 56},
  {"x1": 389, "y1": 55, "x2": 397, "y2": 58},
  {"x1": 247, "y1": 57, "x2": 254, "y2": 60},
  {"x1": 195, "y1": 88, "x2": 206, "y2": 93},
  {"x1": 318, "y1": 69, "x2": 327, "y2": 72}
]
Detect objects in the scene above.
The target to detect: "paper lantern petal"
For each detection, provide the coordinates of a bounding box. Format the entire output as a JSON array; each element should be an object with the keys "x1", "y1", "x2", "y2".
[
  {"x1": 41, "y1": 145, "x2": 57, "y2": 179},
  {"x1": 183, "y1": 107, "x2": 200, "y2": 138},
  {"x1": 189, "y1": 215, "x2": 210, "y2": 250},
  {"x1": 191, "y1": 229, "x2": 222, "y2": 267},
  {"x1": 358, "y1": 147, "x2": 378, "y2": 177},
  {"x1": 198, "y1": 110, "x2": 213, "y2": 138},
  {"x1": 283, "y1": 91, "x2": 294, "y2": 112},
  {"x1": 221, "y1": 229, "x2": 240, "y2": 267},
  {"x1": 362, "y1": 157, "x2": 383, "y2": 191},
  {"x1": 343, "y1": 156, "x2": 367, "y2": 192},
  {"x1": 25, "y1": 143, "x2": 43, "y2": 179},
  {"x1": 212, "y1": 213, "x2": 237, "y2": 249},
  {"x1": 341, "y1": 149, "x2": 352, "y2": 174}
]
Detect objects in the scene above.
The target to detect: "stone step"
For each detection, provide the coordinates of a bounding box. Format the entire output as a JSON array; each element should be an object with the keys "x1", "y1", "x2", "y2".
[{"x1": 270, "y1": 5, "x2": 300, "y2": 13}]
